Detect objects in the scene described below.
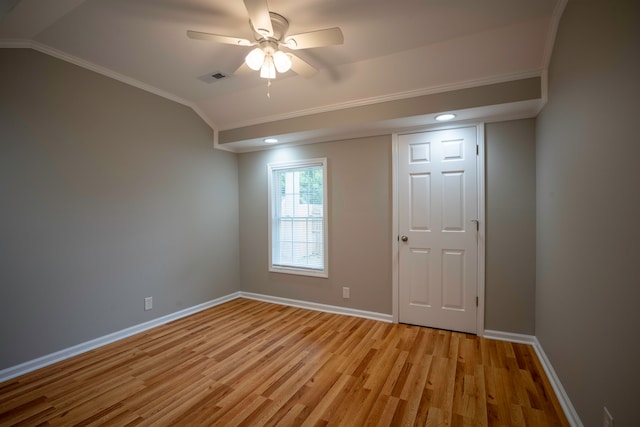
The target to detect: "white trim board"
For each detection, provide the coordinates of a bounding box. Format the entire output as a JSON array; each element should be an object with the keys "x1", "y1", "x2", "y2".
[
  {"x1": 542, "y1": 0, "x2": 568, "y2": 71},
  {"x1": 220, "y1": 70, "x2": 543, "y2": 131},
  {"x1": 0, "y1": 292, "x2": 241, "y2": 383},
  {"x1": 484, "y1": 330, "x2": 583, "y2": 427},
  {"x1": 483, "y1": 329, "x2": 537, "y2": 345},
  {"x1": 0, "y1": 291, "x2": 581, "y2": 427},
  {"x1": 1, "y1": 40, "x2": 542, "y2": 147},
  {"x1": 239, "y1": 292, "x2": 393, "y2": 323},
  {"x1": 0, "y1": 40, "x2": 220, "y2": 142},
  {"x1": 0, "y1": 292, "x2": 391, "y2": 383}
]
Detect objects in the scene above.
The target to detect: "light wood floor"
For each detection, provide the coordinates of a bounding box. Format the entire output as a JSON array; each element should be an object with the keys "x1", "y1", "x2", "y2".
[{"x1": 0, "y1": 298, "x2": 568, "y2": 426}]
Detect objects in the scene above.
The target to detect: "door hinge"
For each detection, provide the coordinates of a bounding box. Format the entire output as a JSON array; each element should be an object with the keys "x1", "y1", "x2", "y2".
[
  {"x1": 476, "y1": 296, "x2": 479, "y2": 307},
  {"x1": 476, "y1": 145, "x2": 479, "y2": 155}
]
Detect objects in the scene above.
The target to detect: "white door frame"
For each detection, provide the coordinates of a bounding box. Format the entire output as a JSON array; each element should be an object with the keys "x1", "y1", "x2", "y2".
[{"x1": 392, "y1": 122, "x2": 486, "y2": 335}]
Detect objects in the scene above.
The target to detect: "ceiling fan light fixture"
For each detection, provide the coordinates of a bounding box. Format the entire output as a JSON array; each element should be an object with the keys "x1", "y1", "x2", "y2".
[
  {"x1": 260, "y1": 55, "x2": 276, "y2": 79},
  {"x1": 188, "y1": 1, "x2": 344, "y2": 87},
  {"x1": 273, "y1": 50, "x2": 292, "y2": 73},
  {"x1": 245, "y1": 47, "x2": 265, "y2": 71}
]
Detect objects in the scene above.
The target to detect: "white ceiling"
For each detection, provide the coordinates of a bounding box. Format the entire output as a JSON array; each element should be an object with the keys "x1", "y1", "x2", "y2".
[{"x1": 1, "y1": 0, "x2": 563, "y2": 147}]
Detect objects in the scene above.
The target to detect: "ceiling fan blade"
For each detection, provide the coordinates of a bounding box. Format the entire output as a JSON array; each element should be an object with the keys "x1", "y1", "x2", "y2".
[
  {"x1": 187, "y1": 30, "x2": 253, "y2": 46},
  {"x1": 243, "y1": 0, "x2": 273, "y2": 38},
  {"x1": 289, "y1": 53, "x2": 317, "y2": 78},
  {"x1": 285, "y1": 27, "x2": 343, "y2": 50}
]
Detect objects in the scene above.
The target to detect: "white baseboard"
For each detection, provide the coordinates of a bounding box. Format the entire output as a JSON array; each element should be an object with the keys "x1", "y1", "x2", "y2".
[
  {"x1": 484, "y1": 330, "x2": 583, "y2": 427},
  {"x1": 239, "y1": 292, "x2": 393, "y2": 323},
  {"x1": 0, "y1": 295, "x2": 581, "y2": 427},
  {"x1": 483, "y1": 329, "x2": 537, "y2": 345},
  {"x1": 0, "y1": 292, "x2": 241, "y2": 383},
  {"x1": 0, "y1": 292, "x2": 389, "y2": 383},
  {"x1": 531, "y1": 336, "x2": 583, "y2": 427}
]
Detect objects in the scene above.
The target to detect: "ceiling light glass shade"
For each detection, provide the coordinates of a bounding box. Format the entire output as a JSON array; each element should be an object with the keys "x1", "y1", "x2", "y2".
[
  {"x1": 435, "y1": 113, "x2": 456, "y2": 121},
  {"x1": 273, "y1": 51, "x2": 292, "y2": 73},
  {"x1": 260, "y1": 55, "x2": 276, "y2": 79},
  {"x1": 245, "y1": 48, "x2": 265, "y2": 71}
]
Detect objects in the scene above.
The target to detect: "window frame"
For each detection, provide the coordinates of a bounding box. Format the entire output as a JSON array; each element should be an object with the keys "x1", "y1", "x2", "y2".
[{"x1": 267, "y1": 158, "x2": 329, "y2": 278}]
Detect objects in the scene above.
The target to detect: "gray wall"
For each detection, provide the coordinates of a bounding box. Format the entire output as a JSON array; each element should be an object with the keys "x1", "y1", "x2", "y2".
[
  {"x1": 485, "y1": 120, "x2": 536, "y2": 334},
  {"x1": 536, "y1": 1, "x2": 640, "y2": 425},
  {"x1": 0, "y1": 49, "x2": 240, "y2": 369},
  {"x1": 238, "y1": 124, "x2": 537, "y2": 331},
  {"x1": 238, "y1": 136, "x2": 393, "y2": 314},
  {"x1": 0, "y1": 49, "x2": 540, "y2": 371}
]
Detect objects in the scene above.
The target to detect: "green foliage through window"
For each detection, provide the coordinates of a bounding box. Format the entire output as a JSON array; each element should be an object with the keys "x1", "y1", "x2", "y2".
[
  {"x1": 299, "y1": 168, "x2": 323, "y2": 205},
  {"x1": 277, "y1": 167, "x2": 323, "y2": 205}
]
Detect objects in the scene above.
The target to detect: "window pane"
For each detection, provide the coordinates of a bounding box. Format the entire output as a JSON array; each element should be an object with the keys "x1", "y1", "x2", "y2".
[{"x1": 269, "y1": 160, "x2": 327, "y2": 276}]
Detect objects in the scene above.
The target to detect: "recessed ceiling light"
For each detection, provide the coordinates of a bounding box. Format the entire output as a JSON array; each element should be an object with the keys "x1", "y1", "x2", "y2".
[
  {"x1": 264, "y1": 138, "x2": 278, "y2": 144},
  {"x1": 435, "y1": 113, "x2": 456, "y2": 122}
]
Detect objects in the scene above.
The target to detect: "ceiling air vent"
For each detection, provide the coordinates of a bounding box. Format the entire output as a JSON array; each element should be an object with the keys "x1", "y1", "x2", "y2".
[{"x1": 198, "y1": 71, "x2": 228, "y2": 84}]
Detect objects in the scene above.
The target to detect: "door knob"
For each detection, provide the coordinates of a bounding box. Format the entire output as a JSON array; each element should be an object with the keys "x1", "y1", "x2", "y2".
[{"x1": 401, "y1": 235, "x2": 408, "y2": 242}]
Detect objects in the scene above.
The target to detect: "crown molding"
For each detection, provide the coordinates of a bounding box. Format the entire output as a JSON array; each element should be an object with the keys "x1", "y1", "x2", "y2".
[
  {"x1": 0, "y1": 39, "x2": 220, "y2": 135},
  {"x1": 0, "y1": 38, "x2": 30, "y2": 48},
  {"x1": 542, "y1": 0, "x2": 568, "y2": 70},
  {"x1": 217, "y1": 69, "x2": 544, "y2": 131},
  {"x1": 2, "y1": 34, "x2": 554, "y2": 149}
]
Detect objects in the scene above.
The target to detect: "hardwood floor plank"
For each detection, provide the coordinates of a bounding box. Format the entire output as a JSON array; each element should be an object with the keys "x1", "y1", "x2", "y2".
[
  {"x1": 399, "y1": 354, "x2": 432, "y2": 425},
  {"x1": 300, "y1": 369, "x2": 351, "y2": 426},
  {"x1": 378, "y1": 349, "x2": 408, "y2": 397},
  {"x1": 270, "y1": 402, "x2": 307, "y2": 426},
  {"x1": 0, "y1": 298, "x2": 569, "y2": 426},
  {"x1": 369, "y1": 395, "x2": 399, "y2": 427}
]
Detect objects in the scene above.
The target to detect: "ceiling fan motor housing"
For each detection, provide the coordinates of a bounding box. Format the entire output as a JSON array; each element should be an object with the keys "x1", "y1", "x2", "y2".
[{"x1": 251, "y1": 12, "x2": 289, "y2": 41}]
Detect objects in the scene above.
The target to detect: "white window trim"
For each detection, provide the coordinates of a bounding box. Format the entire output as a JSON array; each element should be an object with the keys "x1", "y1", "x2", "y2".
[{"x1": 267, "y1": 158, "x2": 329, "y2": 278}]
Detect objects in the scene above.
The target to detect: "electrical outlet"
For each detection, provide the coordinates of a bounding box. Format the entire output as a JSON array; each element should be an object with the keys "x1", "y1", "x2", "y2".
[
  {"x1": 603, "y1": 407, "x2": 614, "y2": 427},
  {"x1": 144, "y1": 297, "x2": 153, "y2": 311},
  {"x1": 342, "y1": 287, "x2": 350, "y2": 299}
]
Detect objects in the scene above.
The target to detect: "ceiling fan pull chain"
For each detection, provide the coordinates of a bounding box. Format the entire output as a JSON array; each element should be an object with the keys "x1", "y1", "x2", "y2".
[{"x1": 267, "y1": 79, "x2": 272, "y2": 98}]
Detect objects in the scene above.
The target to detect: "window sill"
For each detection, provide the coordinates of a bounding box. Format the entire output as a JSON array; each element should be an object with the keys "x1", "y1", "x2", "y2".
[{"x1": 269, "y1": 266, "x2": 329, "y2": 279}]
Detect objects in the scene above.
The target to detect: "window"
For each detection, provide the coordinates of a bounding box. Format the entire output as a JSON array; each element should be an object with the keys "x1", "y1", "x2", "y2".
[{"x1": 268, "y1": 158, "x2": 328, "y2": 277}]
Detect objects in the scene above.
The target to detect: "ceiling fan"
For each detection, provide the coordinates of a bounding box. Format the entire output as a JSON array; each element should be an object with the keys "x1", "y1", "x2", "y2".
[{"x1": 187, "y1": 0, "x2": 344, "y2": 79}]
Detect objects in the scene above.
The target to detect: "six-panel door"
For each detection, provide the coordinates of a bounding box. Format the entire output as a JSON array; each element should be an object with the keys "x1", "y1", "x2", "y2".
[{"x1": 398, "y1": 126, "x2": 478, "y2": 334}]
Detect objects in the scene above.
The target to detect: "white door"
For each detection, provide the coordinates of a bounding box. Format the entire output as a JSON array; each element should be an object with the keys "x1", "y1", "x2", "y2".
[{"x1": 398, "y1": 126, "x2": 479, "y2": 334}]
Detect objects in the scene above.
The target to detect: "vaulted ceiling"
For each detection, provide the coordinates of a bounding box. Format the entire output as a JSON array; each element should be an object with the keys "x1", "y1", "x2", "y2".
[{"x1": 0, "y1": 0, "x2": 564, "y2": 151}]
